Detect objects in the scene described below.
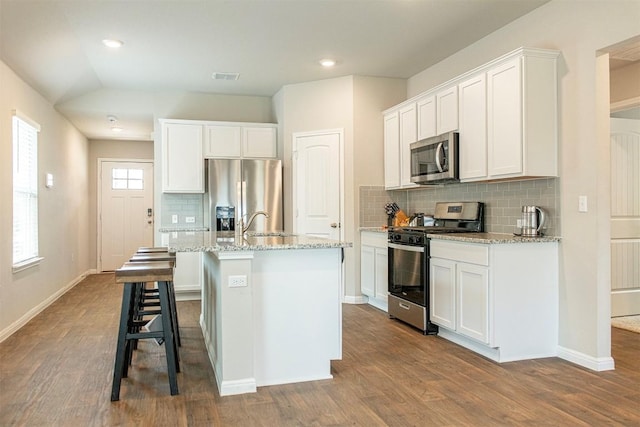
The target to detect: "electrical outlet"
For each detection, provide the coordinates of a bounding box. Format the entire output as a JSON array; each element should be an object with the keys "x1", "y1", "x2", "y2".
[
  {"x1": 228, "y1": 275, "x2": 247, "y2": 288},
  {"x1": 516, "y1": 219, "x2": 522, "y2": 228},
  {"x1": 172, "y1": 214, "x2": 178, "y2": 224},
  {"x1": 185, "y1": 216, "x2": 195, "y2": 223}
]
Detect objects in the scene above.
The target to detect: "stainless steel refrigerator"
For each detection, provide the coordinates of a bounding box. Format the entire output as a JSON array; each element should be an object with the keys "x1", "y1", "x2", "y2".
[{"x1": 207, "y1": 159, "x2": 283, "y2": 233}]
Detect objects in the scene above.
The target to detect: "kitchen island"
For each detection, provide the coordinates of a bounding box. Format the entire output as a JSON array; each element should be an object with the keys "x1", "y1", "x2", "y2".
[{"x1": 165, "y1": 230, "x2": 351, "y2": 396}]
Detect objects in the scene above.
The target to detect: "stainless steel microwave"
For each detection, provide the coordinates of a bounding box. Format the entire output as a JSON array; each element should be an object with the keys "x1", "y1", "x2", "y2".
[{"x1": 410, "y1": 131, "x2": 459, "y2": 184}]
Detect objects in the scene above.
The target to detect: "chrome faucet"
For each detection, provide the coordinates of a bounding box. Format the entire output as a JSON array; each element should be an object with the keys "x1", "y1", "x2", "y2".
[{"x1": 240, "y1": 211, "x2": 269, "y2": 233}]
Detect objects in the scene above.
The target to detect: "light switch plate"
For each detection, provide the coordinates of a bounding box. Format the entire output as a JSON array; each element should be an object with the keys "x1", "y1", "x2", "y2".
[
  {"x1": 171, "y1": 214, "x2": 178, "y2": 224},
  {"x1": 578, "y1": 196, "x2": 588, "y2": 213}
]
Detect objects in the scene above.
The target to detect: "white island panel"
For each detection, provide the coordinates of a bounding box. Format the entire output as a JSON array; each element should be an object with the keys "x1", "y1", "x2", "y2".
[{"x1": 253, "y1": 249, "x2": 342, "y2": 387}]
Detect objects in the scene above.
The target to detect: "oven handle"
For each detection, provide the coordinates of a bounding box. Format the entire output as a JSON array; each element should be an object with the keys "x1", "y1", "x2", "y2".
[{"x1": 388, "y1": 243, "x2": 425, "y2": 253}]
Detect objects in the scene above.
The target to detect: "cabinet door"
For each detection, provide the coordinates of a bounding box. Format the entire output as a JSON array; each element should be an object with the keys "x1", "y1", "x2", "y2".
[
  {"x1": 162, "y1": 123, "x2": 204, "y2": 193},
  {"x1": 204, "y1": 125, "x2": 241, "y2": 158},
  {"x1": 173, "y1": 252, "x2": 203, "y2": 294},
  {"x1": 457, "y1": 263, "x2": 490, "y2": 344},
  {"x1": 374, "y1": 247, "x2": 388, "y2": 303},
  {"x1": 360, "y1": 245, "x2": 375, "y2": 297},
  {"x1": 429, "y1": 257, "x2": 456, "y2": 330},
  {"x1": 487, "y1": 57, "x2": 522, "y2": 177},
  {"x1": 399, "y1": 103, "x2": 418, "y2": 188},
  {"x1": 243, "y1": 127, "x2": 277, "y2": 158},
  {"x1": 383, "y1": 111, "x2": 401, "y2": 189},
  {"x1": 417, "y1": 95, "x2": 436, "y2": 140},
  {"x1": 458, "y1": 74, "x2": 487, "y2": 181},
  {"x1": 436, "y1": 86, "x2": 459, "y2": 134}
]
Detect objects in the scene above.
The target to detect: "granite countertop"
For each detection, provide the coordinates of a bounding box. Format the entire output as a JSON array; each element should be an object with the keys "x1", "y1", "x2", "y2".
[
  {"x1": 428, "y1": 232, "x2": 560, "y2": 244},
  {"x1": 159, "y1": 226, "x2": 210, "y2": 232},
  {"x1": 164, "y1": 230, "x2": 352, "y2": 252},
  {"x1": 359, "y1": 227, "x2": 389, "y2": 233}
]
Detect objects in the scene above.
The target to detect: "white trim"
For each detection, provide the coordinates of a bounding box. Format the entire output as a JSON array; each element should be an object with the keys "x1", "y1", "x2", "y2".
[
  {"x1": 12, "y1": 256, "x2": 44, "y2": 273},
  {"x1": 611, "y1": 96, "x2": 640, "y2": 113},
  {"x1": 97, "y1": 158, "x2": 154, "y2": 272},
  {"x1": 557, "y1": 346, "x2": 615, "y2": 371},
  {"x1": 343, "y1": 295, "x2": 369, "y2": 304},
  {"x1": 218, "y1": 378, "x2": 258, "y2": 396},
  {"x1": 0, "y1": 269, "x2": 93, "y2": 343},
  {"x1": 12, "y1": 109, "x2": 41, "y2": 132}
]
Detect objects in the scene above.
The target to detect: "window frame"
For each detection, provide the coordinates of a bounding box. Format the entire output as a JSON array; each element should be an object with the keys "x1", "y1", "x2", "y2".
[{"x1": 12, "y1": 110, "x2": 43, "y2": 273}]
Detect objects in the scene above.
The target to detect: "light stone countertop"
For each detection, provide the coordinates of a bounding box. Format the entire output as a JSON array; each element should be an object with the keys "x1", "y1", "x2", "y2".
[
  {"x1": 428, "y1": 232, "x2": 560, "y2": 244},
  {"x1": 164, "y1": 230, "x2": 352, "y2": 252},
  {"x1": 359, "y1": 227, "x2": 389, "y2": 233},
  {"x1": 159, "y1": 227, "x2": 210, "y2": 232}
]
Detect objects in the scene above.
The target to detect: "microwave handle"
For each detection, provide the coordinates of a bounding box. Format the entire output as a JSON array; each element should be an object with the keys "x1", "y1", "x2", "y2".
[{"x1": 435, "y1": 142, "x2": 445, "y2": 172}]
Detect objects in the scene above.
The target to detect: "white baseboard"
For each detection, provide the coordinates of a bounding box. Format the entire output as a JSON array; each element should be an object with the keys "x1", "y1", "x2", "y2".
[
  {"x1": 557, "y1": 345, "x2": 615, "y2": 371},
  {"x1": 343, "y1": 295, "x2": 368, "y2": 304},
  {"x1": 0, "y1": 269, "x2": 92, "y2": 343}
]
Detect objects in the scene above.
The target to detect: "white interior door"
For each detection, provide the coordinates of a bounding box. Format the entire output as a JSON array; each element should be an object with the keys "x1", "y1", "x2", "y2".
[
  {"x1": 293, "y1": 130, "x2": 342, "y2": 240},
  {"x1": 610, "y1": 118, "x2": 640, "y2": 317},
  {"x1": 99, "y1": 160, "x2": 154, "y2": 271}
]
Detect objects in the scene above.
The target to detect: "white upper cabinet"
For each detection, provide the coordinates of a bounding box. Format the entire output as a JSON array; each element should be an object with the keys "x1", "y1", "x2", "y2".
[
  {"x1": 243, "y1": 127, "x2": 277, "y2": 158},
  {"x1": 399, "y1": 103, "x2": 418, "y2": 188},
  {"x1": 383, "y1": 47, "x2": 559, "y2": 186},
  {"x1": 416, "y1": 94, "x2": 436, "y2": 140},
  {"x1": 383, "y1": 111, "x2": 401, "y2": 189},
  {"x1": 458, "y1": 73, "x2": 488, "y2": 181},
  {"x1": 161, "y1": 121, "x2": 204, "y2": 193},
  {"x1": 204, "y1": 123, "x2": 277, "y2": 159},
  {"x1": 486, "y1": 52, "x2": 558, "y2": 180},
  {"x1": 436, "y1": 86, "x2": 459, "y2": 134},
  {"x1": 204, "y1": 125, "x2": 242, "y2": 158}
]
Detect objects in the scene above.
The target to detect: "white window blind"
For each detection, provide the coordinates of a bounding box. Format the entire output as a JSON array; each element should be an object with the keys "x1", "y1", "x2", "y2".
[{"x1": 13, "y1": 112, "x2": 41, "y2": 268}]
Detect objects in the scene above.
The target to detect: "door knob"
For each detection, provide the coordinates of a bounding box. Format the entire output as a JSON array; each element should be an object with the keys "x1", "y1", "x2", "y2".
[{"x1": 330, "y1": 222, "x2": 338, "y2": 228}]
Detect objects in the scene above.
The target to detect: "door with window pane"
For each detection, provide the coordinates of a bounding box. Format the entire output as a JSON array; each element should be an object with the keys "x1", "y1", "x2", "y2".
[{"x1": 100, "y1": 161, "x2": 154, "y2": 271}]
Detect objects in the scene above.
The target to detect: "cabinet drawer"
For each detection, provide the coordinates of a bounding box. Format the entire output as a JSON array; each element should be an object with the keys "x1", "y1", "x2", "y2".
[
  {"x1": 430, "y1": 240, "x2": 488, "y2": 266},
  {"x1": 361, "y1": 231, "x2": 388, "y2": 248}
]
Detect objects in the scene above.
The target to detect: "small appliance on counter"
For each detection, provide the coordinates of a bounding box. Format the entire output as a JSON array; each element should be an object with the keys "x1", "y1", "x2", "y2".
[{"x1": 519, "y1": 205, "x2": 546, "y2": 237}]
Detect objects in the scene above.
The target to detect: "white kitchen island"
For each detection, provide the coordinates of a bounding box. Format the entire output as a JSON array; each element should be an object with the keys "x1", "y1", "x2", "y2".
[{"x1": 166, "y1": 231, "x2": 351, "y2": 396}]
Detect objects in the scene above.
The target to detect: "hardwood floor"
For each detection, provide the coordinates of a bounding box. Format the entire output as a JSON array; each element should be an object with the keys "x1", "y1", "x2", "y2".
[{"x1": 1, "y1": 273, "x2": 639, "y2": 426}]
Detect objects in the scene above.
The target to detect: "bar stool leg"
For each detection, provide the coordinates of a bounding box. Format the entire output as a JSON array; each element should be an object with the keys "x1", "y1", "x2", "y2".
[
  {"x1": 157, "y1": 280, "x2": 179, "y2": 395},
  {"x1": 111, "y1": 282, "x2": 135, "y2": 401}
]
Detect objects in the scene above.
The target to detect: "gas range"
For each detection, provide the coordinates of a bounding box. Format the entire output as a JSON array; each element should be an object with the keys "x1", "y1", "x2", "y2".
[{"x1": 388, "y1": 202, "x2": 484, "y2": 245}]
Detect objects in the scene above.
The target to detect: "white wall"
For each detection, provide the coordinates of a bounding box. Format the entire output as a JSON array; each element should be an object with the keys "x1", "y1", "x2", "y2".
[
  {"x1": 274, "y1": 75, "x2": 406, "y2": 300},
  {"x1": 406, "y1": 0, "x2": 640, "y2": 368},
  {"x1": 0, "y1": 60, "x2": 91, "y2": 340}
]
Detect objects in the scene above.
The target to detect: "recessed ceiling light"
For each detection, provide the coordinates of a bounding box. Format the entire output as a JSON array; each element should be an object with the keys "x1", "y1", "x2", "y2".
[
  {"x1": 102, "y1": 39, "x2": 124, "y2": 49},
  {"x1": 319, "y1": 59, "x2": 337, "y2": 68},
  {"x1": 111, "y1": 127, "x2": 123, "y2": 133}
]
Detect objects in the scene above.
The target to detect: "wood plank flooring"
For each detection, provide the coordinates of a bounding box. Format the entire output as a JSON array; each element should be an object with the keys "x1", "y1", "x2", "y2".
[{"x1": 1, "y1": 273, "x2": 639, "y2": 426}]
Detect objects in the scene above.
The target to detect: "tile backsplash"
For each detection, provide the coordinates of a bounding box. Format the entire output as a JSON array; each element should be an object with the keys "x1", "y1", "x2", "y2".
[
  {"x1": 359, "y1": 178, "x2": 560, "y2": 236},
  {"x1": 161, "y1": 193, "x2": 207, "y2": 228}
]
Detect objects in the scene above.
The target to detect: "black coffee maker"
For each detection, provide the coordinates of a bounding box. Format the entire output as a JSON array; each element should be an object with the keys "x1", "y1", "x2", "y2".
[{"x1": 215, "y1": 206, "x2": 235, "y2": 231}]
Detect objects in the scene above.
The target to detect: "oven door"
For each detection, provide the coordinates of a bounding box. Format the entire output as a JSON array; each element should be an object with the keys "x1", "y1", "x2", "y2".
[{"x1": 388, "y1": 242, "x2": 427, "y2": 306}]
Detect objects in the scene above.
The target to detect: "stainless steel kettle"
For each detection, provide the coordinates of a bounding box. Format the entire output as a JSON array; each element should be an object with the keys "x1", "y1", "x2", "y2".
[{"x1": 521, "y1": 206, "x2": 546, "y2": 237}]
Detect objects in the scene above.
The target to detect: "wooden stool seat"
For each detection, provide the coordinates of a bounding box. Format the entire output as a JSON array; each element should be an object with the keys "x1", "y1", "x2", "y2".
[
  {"x1": 111, "y1": 261, "x2": 179, "y2": 401},
  {"x1": 129, "y1": 253, "x2": 176, "y2": 263},
  {"x1": 137, "y1": 247, "x2": 173, "y2": 253}
]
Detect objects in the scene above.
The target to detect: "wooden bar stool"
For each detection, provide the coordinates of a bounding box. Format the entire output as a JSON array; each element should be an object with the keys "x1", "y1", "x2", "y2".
[
  {"x1": 111, "y1": 261, "x2": 179, "y2": 401},
  {"x1": 129, "y1": 252, "x2": 181, "y2": 346}
]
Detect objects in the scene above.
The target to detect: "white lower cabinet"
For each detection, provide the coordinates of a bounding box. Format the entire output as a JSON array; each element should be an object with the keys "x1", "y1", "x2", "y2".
[
  {"x1": 173, "y1": 252, "x2": 202, "y2": 300},
  {"x1": 430, "y1": 246, "x2": 490, "y2": 344},
  {"x1": 360, "y1": 231, "x2": 388, "y2": 311},
  {"x1": 430, "y1": 238, "x2": 558, "y2": 362}
]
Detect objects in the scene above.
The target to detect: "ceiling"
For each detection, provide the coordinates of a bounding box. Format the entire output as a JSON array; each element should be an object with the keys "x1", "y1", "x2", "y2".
[{"x1": 2, "y1": 0, "x2": 560, "y2": 141}]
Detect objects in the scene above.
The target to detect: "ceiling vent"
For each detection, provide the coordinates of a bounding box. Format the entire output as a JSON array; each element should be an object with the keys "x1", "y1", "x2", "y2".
[{"x1": 212, "y1": 72, "x2": 240, "y2": 81}]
